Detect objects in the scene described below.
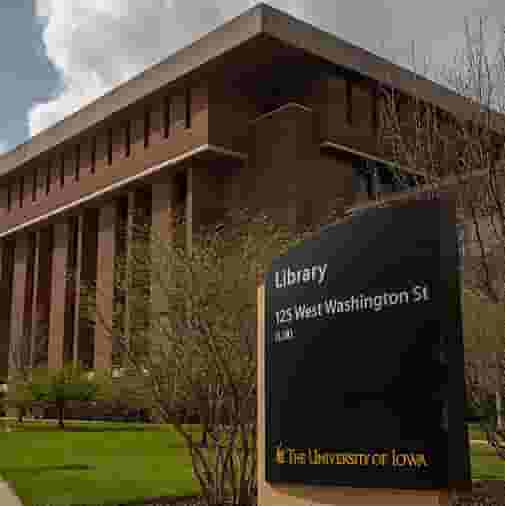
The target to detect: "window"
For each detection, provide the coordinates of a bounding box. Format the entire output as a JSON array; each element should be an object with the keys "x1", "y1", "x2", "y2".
[
  {"x1": 91, "y1": 137, "x2": 96, "y2": 174},
  {"x1": 7, "y1": 182, "x2": 11, "y2": 211},
  {"x1": 185, "y1": 88, "x2": 191, "y2": 129},
  {"x1": 144, "y1": 107, "x2": 151, "y2": 148},
  {"x1": 163, "y1": 97, "x2": 171, "y2": 138},
  {"x1": 355, "y1": 160, "x2": 375, "y2": 199},
  {"x1": 75, "y1": 144, "x2": 81, "y2": 181},
  {"x1": 45, "y1": 163, "x2": 51, "y2": 194},
  {"x1": 354, "y1": 158, "x2": 421, "y2": 200},
  {"x1": 19, "y1": 175, "x2": 24, "y2": 208},
  {"x1": 32, "y1": 167, "x2": 38, "y2": 201},
  {"x1": 107, "y1": 128, "x2": 113, "y2": 165},
  {"x1": 372, "y1": 85, "x2": 379, "y2": 133},
  {"x1": 346, "y1": 79, "x2": 353, "y2": 125},
  {"x1": 60, "y1": 152, "x2": 65, "y2": 187},
  {"x1": 125, "y1": 120, "x2": 131, "y2": 157}
]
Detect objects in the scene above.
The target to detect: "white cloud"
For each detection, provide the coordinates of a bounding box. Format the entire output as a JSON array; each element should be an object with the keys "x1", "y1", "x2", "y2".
[
  {"x1": 30, "y1": 1, "x2": 505, "y2": 138},
  {"x1": 0, "y1": 141, "x2": 9, "y2": 155}
]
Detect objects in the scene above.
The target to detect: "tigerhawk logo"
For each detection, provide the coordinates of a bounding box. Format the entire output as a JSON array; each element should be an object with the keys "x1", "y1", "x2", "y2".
[{"x1": 275, "y1": 443, "x2": 286, "y2": 464}]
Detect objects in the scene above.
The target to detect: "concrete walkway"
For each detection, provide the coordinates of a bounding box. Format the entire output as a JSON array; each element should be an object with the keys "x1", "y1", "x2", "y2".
[{"x1": 0, "y1": 476, "x2": 23, "y2": 506}]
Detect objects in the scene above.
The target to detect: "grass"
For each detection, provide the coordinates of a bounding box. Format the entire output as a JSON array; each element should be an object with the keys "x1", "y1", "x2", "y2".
[
  {"x1": 470, "y1": 441, "x2": 505, "y2": 481},
  {"x1": 0, "y1": 420, "x2": 203, "y2": 506},
  {"x1": 0, "y1": 420, "x2": 503, "y2": 506},
  {"x1": 468, "y1": 423, "x2": 487, "y2": 441}
]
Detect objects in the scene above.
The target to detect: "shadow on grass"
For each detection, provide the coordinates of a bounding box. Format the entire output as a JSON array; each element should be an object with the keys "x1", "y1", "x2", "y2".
[
  {"x1": 0, "y1": 464, "x2": 96, "y2": 474},
  {"x1": 14, "y1": 426, "x2": 155, "y2": 432}
]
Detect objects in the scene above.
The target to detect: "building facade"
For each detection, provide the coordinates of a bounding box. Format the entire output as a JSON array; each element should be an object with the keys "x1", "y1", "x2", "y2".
[{"x1": 0, "y1": 3, "x2": 503, "y2": 380}]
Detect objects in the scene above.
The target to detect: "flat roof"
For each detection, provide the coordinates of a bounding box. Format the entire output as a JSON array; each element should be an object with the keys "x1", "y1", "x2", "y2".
[{"x1": 1, "y1": 3, "x2": 504, "y2": 176}]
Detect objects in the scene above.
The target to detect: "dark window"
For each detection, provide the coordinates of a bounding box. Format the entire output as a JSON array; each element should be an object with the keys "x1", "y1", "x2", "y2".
[
  {"x1": 375, "y1": 164, "x2": 421, "y2": 195},
  {"x1": 346, "y1": 80, "x2": 353, "y2": 125},
  {"x1": 163, "y1": 97, "x2": 171, "y2": 138},
  {"x1": 375, "y1": 164, "x2": 398, "y2": 194},
  {"x1": 372, "y1": 85, "x2": 379, "y2": 133},
  {"x1": 60, "y1": 152, "x2": 65, "y2": 187},
  {"x1": 46, "y1": 163, "x2": 51, "y2": 194},
  {"x1": 32, "y1": 167, "x2": 38, "y2": 201},
  {"x1": 355, "y1": 160, "x2": 375, "y2": 199},
  {"x1": 355, "y1": 159, "x2": 422, "y2": 200},
  {"x1": 91, "y1": 137, "x2": 96, "y2": 174},
  {"x1": 125, "y1": 120, "x2": 131, "y2": 157},
  {"x1": 7, "y1": 182, "x2": 11, "y2": 211},
  {"x1": 75, "y1": 144, "x2": 80, "y2": 181},
  {"x1": 107, "y1": 128, "x2": 113, "y2": 165},
  {"x1": 19, "y1": 176, "x2": 24, "y2": 208},
  {"x1": 144, "y1": 107, "x2": 151, "y2": 148},
  {"x1": 185, "y1": 88, "x2": 191, "y2": 129}
]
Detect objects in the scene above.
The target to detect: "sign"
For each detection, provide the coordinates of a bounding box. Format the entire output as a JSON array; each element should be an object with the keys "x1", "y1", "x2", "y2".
[{"x1": 264, "y1": 198, "x2": 471, "y2": 491}]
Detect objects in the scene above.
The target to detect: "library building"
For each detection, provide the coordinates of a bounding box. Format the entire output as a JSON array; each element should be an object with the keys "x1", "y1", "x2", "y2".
[{"x1": 0, "y1": 3, "x2": 500, "y2": 380}]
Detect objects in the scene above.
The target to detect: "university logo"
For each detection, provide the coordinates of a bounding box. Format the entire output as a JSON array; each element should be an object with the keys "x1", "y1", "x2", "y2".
[{"x1": 275, "y1": 443, "x2": 286, "y2": 464}]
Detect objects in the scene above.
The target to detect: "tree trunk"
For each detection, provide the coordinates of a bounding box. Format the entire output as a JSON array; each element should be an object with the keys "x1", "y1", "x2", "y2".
[
  {"x1": 496, "y1": 390, "x2": 504, "y2": 431},
  {"x1": 58, "y1": 403, "x2": 65, "y2": 429},
  {"x1": 495, "y1": 352, "x2": 504, "y2": 431},
  {"x1": 200, "y1": 428, "x2": 208, "y2": 448},
  {"x1": 17, "y1": 406, "x2": 25, "y2": 424}
]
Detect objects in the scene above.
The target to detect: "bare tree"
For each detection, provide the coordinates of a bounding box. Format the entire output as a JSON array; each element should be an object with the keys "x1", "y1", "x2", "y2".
[
  {"x1": 376, "y1": 17, "x2": 505, "y2": 458},
  {"x1": 4, "y1": 308, "x2": 47, "y2": 423},
  {"x1": 81, "y1": 209, "x2": 306, "y2": 506}
]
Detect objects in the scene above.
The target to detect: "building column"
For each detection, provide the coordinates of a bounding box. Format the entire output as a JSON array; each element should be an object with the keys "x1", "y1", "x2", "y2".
[
  {"x1": 0, "y1": 240, "x2": 7, "y2": 381},
  {"x1": 152, "y1": 175, "x2": 175, "y2": 245},
  {"x1": 9, "y1": 233, "x2": 30, "y2": 373},
  {"x1": 48, "y1": 220, "x2": 69, "y2": 370},
  {"x1": 151, "y1": 173, "x2": 175, "y2": 316},
  {"x1": 186, "y1": 167, "x2": 193, "y2": 256},
  {"x1": 123, "y1": 191, "x2": 135, "y2": 345},
  {"x1": 94, "y1": 201, "x2": 116, "y2": 370},
  {"x1": 30, "y1": 231, "x2": 41, "y2": 368},
  {"x1": 72, "y1": 214, "x2": 84, "y2": 366}
]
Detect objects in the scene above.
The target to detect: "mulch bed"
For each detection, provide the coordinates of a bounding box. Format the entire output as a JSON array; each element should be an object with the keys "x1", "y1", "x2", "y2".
[
  {"x1": 450, "y1": 481, "x2": 505, "y2": 506},
  {"x1": 119, "y1": 495, "x2": 205, "y2": 506},
  {"x1": 120, "y1": 482, "x2": 505, "y2": 506}
]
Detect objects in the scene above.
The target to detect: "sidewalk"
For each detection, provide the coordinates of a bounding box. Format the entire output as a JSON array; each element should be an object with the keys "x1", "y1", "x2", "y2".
[{"x1": 0, "y1": 476, "x2": 23, "y2": 506}]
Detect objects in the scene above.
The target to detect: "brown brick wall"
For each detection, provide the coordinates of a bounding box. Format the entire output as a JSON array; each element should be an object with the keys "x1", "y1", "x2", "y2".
[
  {"x1": 0, "y1": 185, "x2": 7, "y2": 217},
  {"x1": 192, "y1": 166, "x2": 228, "y2": 231},
  {"x1": 208, "y1": 78, "x2": 255, "y2": 154},
  {"x1": 64, "y1": 147, "x2": 76, "y2": 186},
  {"x1": 225, "y1": 103, "x2": 356, "y2": 229},
  {"x1": 0, "y1": 114, "x2": 209, "y2": 236}
]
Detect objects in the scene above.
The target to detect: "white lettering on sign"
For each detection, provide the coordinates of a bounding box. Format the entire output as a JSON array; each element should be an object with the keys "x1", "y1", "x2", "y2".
[{"x1": 274, "y1": 264, "x2": 328, "y2": 289}]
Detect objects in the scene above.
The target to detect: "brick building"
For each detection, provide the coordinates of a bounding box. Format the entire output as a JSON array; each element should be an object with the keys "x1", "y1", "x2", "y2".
[{"x1": 0, "y1": 3, "x2": 503, "y2": 380}]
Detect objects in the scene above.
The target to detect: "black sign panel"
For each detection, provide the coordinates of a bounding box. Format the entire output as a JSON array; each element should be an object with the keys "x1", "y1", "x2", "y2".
[{"x1": 265, "y1": 198, "x2": 471, "y2": 490}]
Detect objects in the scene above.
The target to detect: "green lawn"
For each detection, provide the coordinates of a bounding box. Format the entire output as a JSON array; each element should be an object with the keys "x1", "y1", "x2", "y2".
[
  {"x1": 468, "y1": 423, "x2": 487, "y2": 441},
  {"x1": 0, "y1": 420, "x2": 202, "y2": 506},
  {"x1": 0, "y1": 420, "x2": 503, "y2": 506},
  {"x1": 470, "y1": 441, "x2": 505, "y2": 481}
]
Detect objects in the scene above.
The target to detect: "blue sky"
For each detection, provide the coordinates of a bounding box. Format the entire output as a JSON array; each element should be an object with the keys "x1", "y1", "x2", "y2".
[
  {"x1": 1, "y1": 1, "x2": 505, "y2": 156},
  {"x1": 0, "y1": 1, "x2": 60, "y2": 153}
]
